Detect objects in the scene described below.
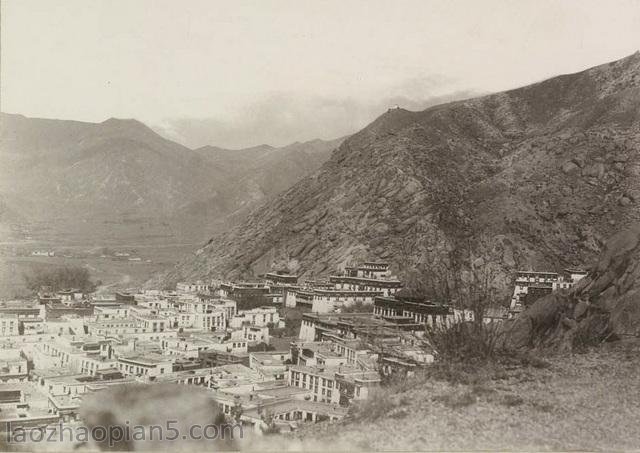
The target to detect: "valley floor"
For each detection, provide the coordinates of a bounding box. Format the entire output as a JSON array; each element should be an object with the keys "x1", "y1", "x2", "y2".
[{"x1": 247, "y1": 340, "x2": 640, "y2": 451}]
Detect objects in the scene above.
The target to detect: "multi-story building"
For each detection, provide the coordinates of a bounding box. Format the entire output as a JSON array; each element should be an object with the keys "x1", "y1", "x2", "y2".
[
  {"x1": 263, "y1": 273, "x2": 300, "y2": 305},
  {"x1": 33, "y1": 336, "x2": 116, "y2": 376},
  {"x1": 373, "y1": 296, "x2": 457, "y2": 328},
  {"x1": 230, "y1": 306, "x2": 280, "y2": 328},
  {"x1": 206, "y1": 364, "x2": 265, "y2": 391},
  {"x1": 193, "y1": 296, "x2": 237, "y2": 320},
  {"x1": 175, "y1": 296, "x2": 233, "y2": 331},
  {"x1": 0, "y1": 384, "x2": 61, "y2": 432},
  {"x1": 176, "y1": 281, "x2": 211, "y2": 294},
  {"x1": 134, "y1": 296, "x2": 171, "y2": 311},
  {"x1": 57, "y1": 289, "x2": 85, "y2": 303},
  {"x1": 162, "y1": 332, "x2": 247, "y2": 358},
  {"x1": 130, "y1": 311, "x2": 169, "y2": 333},
  {"x1": 284, "y1": 261, "x2": 402, "y2": 313},
  {"x1": 288, "y1": 365, "x2": 340, "y2": 404},
  {"x1": 0, "y1": 349, "x2": 28, "y2": 383},
  {"x1": 284, "y1": 288, "x2": 314, "y2": 308},
  {"x1": 198, "y1": 349, "x2": 249, "y2": 368},
  {"x1": 345, "y1": 262, "x2": 392, "y2": 279},
  {"x1": 329, "y1": 263, "x2": 402, "y2": 297},
  {"x1": 85, "y1": 318, "x2": 144, "y2": 336},
  {"x1": 212, "y1": 383, "x2": 348, "y2": 432},
  {"x1": 288, "y1": 364, "x2": 380, "y2": 405},
  {"x1": 563, "y1": 268, "x2": 589, "y2": 285},
  {"x1": 0, "y1": 314, "x2": 19, "y2": 337},
  {"x1": 291, "y1": 341, "x2": 349, "y2": 368},
  {"x1": 249, "y1": 351, "x2": 291, "y2": 380},
  {"x1": 0, "y1": 301, "x2": 43, "y2": 333},
  {"x1": 117, "y1": 353, "x2": 173, "y2": 378},
  {"x1": 316, "y1": 334, "x2": 371, "y2": 366},
  {"x1": 219, "y1": 282, "x2": 270, "y2": 302},
  {"x1": 510, "y1": 269, "x2": 588, "y2": 311},
  {"x1": 310, "y1": 289, "x2": 381, "y2": 313},
  {"x1": 264, "y1": 273, "x2": 299, "y2": 286},
  {"x1": 20, "y1": 318, "x2": 46, "y2": 335},
  {"x1": 232, "y1": 325, "x2": 270, "y2": 345},
  {"x1": 94, "y1": 305, "x2": 130, "y2": 321},
  {"x1": 299, "y1": 312, "x2": 423, "y2": 342}
]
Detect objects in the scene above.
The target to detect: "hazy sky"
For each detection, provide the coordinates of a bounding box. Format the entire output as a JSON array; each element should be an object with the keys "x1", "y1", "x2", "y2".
[{"x1": 2, "y1": 0, "x2": 639, "y2": 148}]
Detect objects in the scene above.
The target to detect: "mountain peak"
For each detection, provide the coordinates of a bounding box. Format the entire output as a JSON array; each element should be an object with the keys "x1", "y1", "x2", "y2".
[
  {"x1": 101, "y1": 117, "x2": 147, "y2": 128},
  {"x1": 160, "y1": 53, "x2": 640, "y2": 289},
  {"x1": 99, "y1": 117, "x2": 164, "y2": 141}
]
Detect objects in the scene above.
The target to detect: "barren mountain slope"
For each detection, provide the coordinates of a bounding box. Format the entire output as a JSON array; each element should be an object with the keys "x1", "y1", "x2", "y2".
[
  {"x1": 0, "y1": 114, "x2": 342, "y2": 230},
  {"x1": 182, "y1": 137, "x2": 345, "y2": 219},
  {"x1": 160, "y1": 52, "x2": 640, "y2": 290},
  {"x1": 0, "y1": 114, "x2": 228, "y2": 220}
]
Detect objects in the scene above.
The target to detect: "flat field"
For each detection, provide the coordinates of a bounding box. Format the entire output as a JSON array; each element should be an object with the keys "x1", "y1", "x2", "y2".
[{"x1": 0, "y1": 217, "x2": 210, "y2": 297}]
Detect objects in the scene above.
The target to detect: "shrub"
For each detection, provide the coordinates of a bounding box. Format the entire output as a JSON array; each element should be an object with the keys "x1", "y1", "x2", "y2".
[
  {"x1": 427, "y1": 320, "x2": 502, "y2": 364},
  {"x1": 347, "y1": 389, "x2": 407, "y2": 422},
  {"x1": 339, "y1": 301, "x2": 374, "y2": 313},
  {"x1": 571, "y1": 314, "x2": 610, "y2": 352},
  {"x1": 23, "y1": 265, "x2": 97, "y2": 293},
  {"x1": 501, "y1": 394, "x2": 524, "y2": 407}
]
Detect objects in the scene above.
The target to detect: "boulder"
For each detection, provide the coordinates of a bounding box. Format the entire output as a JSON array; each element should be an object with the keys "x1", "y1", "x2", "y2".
[
  {"x1": 582, "y1": 162, "x2": 606, "y2": 179},
  {"x1": 619, "y1": 196, "x2": 632, "y2": 206},
  {"x1": 561, "y1": 161, "x2": 579, "y2": 174}
]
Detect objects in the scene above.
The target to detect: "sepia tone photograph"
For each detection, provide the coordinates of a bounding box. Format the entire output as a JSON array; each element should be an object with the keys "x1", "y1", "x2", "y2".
[{"x1": 0, "y1": 0, "x2": 639, "y2": 451}]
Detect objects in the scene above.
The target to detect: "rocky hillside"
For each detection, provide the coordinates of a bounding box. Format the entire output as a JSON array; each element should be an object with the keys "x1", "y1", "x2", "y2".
[
  {"x1": 505, "y1": 222, "x2": 640, "y2": 350},
  {"x1": 161, "y1": 52, "x2": 640, "y2": 290},
  {"x1": 0, "y1": 113, "x2": 342, "y2": 232}
]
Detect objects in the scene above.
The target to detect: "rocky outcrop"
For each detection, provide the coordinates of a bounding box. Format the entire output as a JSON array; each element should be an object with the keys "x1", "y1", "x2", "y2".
[{"x1": 504, "y1": 223, "x2": 640, "y2": 350}]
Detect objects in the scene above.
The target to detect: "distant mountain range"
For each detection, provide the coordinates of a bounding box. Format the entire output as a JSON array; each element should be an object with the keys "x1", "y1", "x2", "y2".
[
  {"x1": 0, "y1": 113, "x2": 344, "y2": 237},
  {"x1": 158, "y1": 52, "x2": 640, "y2": 293}
]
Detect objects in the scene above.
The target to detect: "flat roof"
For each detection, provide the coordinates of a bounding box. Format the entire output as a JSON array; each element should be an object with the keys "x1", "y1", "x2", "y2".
[
  {"x1": 119, "y1": 353, "x2": 172, "y2": 365},
  {"x1": 329, "y1": 275, "x2": 401, "y2": 284},
  {"x1": 45, "y1": 373, "x2": 94, "y2": 384},
  {"x1": 289, "y1": 364, "x2": 338, "y2": 379},
  {"x1": 313, "y1": 289, "x2": 383, "y2": 295},
  {"x1": 516, "y1": 270, "x2": 559, "y2": 275},
  {"x1": 48, "y1": 394, "x2": 83, "y2": 409}
]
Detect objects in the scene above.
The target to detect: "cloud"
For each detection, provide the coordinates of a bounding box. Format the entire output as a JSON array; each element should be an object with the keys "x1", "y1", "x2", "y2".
[{"x1": 152, "y1": 76, "x2": 481, "y2": 149}]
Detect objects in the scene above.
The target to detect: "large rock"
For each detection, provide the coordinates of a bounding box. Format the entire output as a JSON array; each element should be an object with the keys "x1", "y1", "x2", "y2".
[
  {"x1": 561, "y1": 161, "x2": 579, "y2": 174},
  {"x1": 504, "y1": 223, "x2": 640, "y2": 350}
]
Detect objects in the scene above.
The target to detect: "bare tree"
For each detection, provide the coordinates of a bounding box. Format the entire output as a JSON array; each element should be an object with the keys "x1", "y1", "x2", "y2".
[{"x1": 401, "y1": 234, "x2": 501, "y2": 322}]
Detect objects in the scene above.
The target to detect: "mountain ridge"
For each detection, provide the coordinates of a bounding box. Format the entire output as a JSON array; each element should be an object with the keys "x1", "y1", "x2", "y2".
[
  {"x1": 0, "y1": 112, "x2": 345, "y2": 238},
  {"x1": 157, "y1": 52, "x2": 640, "y2": 292}
]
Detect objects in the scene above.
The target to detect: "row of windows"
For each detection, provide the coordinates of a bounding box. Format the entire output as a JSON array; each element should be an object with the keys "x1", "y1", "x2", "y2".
[
  {"x1": 291, "y1": 371, "x2": 335, "y2": 389},
  {"x1": 118, "y1": 362, "x2": 165, "y2": 375},
  {"x1": 313, "y1": 296, "x2": 373, "y2": 302}
]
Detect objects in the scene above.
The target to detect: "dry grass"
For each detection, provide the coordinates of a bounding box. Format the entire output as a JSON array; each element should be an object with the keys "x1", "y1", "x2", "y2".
[
  {"x1": 347, "y1": 389, "x2": 413, "y2": 422},
  {"x1": 266, "y1": 339, "x2": 640, "y2": 451}
]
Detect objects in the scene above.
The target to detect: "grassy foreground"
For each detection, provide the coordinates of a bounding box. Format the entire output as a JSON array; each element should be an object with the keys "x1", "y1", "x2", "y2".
[{"x1": 247, "y1": 339, "x2": 640, "y2": 451}]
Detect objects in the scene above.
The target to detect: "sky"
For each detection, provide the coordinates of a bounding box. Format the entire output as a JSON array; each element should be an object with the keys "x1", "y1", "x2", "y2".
[{"x1": 1, "y1": 0, "x2": 639, "y2": 149}]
